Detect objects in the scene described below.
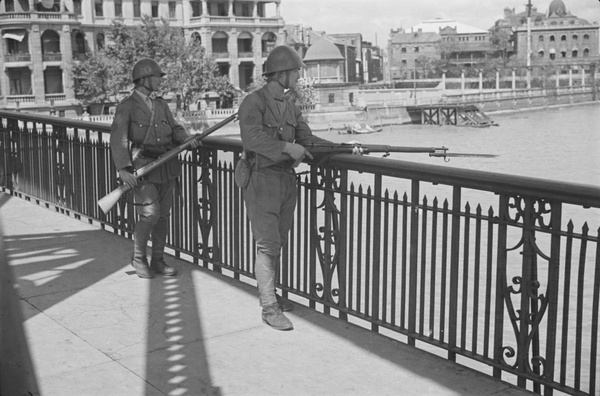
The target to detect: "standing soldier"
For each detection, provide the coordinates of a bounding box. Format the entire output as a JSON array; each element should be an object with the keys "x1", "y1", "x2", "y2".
[
  {"x1": 110, "y1": 58, "x2": 200, "y2": 279},
  {"x1": 238, "y1": 46, "x2": 332, "y2": 331}
]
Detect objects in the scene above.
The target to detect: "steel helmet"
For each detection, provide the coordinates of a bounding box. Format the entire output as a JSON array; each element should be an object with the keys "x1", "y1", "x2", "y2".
[
  {"x1": 263, "y1": 46, "x2": 306, "y2": 75},
  {"x1": 132, "y1": 58, "x2": 166, "y2": 81}
]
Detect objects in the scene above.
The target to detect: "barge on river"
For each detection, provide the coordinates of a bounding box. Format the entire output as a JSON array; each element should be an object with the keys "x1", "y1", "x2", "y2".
[{"x1": 406, "y1": 104, "x2": 498, "y2": 127}]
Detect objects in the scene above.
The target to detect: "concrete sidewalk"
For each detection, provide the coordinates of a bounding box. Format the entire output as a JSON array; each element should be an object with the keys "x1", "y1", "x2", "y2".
[{"x1": 0, "y1": 192, "x2": 534, "y2": 396}]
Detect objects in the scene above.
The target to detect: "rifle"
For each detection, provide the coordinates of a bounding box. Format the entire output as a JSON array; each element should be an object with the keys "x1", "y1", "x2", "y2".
[
  {"x1": 303, "y1": 142, "x2": 497, "y2": 163},
  {"x1": 98, "y1": 113, "x2": 238, "y2": 214}
]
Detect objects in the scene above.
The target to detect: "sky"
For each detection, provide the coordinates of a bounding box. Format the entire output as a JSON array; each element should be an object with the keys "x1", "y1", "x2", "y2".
[{"x1": 279, "y1": 0, "x2": 600, "y2": 46}]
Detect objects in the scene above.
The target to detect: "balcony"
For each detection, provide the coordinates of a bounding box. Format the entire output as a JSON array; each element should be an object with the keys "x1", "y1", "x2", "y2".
[
  {"x1": 238, "y1": 51, "x2": 254, "y2": 59},
  {"x1": 42, "y1": 52, "x2": 62, "y2": 62},
  {"x1": 6, "y1": 95, "x2": 35, "y2": 104},
  {"x1": 4, "y1": 53, "x2": 31, "y2": 63}
]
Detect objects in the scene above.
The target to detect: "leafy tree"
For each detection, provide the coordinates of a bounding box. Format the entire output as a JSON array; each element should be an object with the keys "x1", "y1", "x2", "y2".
[{"x1": 70, "y1": 16, "x2": 228, "y2": 109}]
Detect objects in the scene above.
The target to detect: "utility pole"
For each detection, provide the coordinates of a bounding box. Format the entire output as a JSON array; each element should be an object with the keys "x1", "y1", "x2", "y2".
[{"x1": 526, "y1": 0, "x2": 532, "y2": 89}]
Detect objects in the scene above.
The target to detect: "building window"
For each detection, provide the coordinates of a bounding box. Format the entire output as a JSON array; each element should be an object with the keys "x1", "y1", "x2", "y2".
[
  {"x1": 191, "y1": 32, "x2": 202, "y2": 45},
  {"x1": 328, "y1": 93, "x2": 335, "y2": 103},
  {"x1": 583, "y1": 34, "x2": 589, "y2": 40},
  {"x1": 44, "y1": 67, "x2": 63, "y2": 94},
  {"x1": 561, "y1": 50, "x2": 566, "y2": 58},
  {"x1": 73, "y1": 0, "x2": 82, "y2": 15},
  {"x1": 583, "y1": 48, "x2": 589, "y2": 57},
  {"x1": 133, "y1": 0, "x2": 141, "y2": 17},
  {"x1": 5, "y1": 0, "x2": 15, "y2": 12},
  {"x1": 401, "y1": 47, "x2": 406, "y2": 53},
  {"x1": 414, "y1": 47, "x2": 419, "y2": 52},
  {"x1": 561, "y1": 35, "x2": 566, "y2": 41},
  {"x1": 538, "y1": 35, "x2": 544, "y2": 42},
  {"x1": 97, "y1": 33, "x2": 105, "y2": 50},
  {"x1": 151, "y1": 1, "x2": 159, "y2": 17},
  {"x1": 550, "y1": 35, "x2": 555, "y2": 41},
  {"x1": 572, "y1": 34, "x2": 578, "y2": 40},
  {"x1": 572, "y1": 50, "x2": 578, "y2": 58},
  {"x1": 115, "y1": 0, "x2": 122, "y2": 17},
  {"x1": 169, "y1": 1, "x2": 176, "y2": 18},
  {"x1": 191, "y1": 0, "x2": 201, "y2": 17},
  {"x1": 401, "y1": 59, "x2": 407, "y2": 66},
  {"x1": 217, "y1": 2, "x2": 228, "y2": 16},
  {"x1": 9, "y1": 68, "x2": 32, "y2": 96},
  {"x1": 538, "y1": 50, "x2": 544, "y2": 58},
  {"x1": 550, "y1": 52, "x2": 555, "y2": 60},
  {"x1": 94, "y1": 0, "x2": 103, "y2": 17}
]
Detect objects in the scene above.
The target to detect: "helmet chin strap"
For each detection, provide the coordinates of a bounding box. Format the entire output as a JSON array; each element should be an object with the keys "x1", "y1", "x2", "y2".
[{"x1": 274, "y1": 70, "x2": 290, "y2": 90}]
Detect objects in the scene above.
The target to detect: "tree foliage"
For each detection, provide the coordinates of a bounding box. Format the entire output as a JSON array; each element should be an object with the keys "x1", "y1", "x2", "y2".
[{"x1": 70, "y1": 16, "x2": 229, "y2": 109}]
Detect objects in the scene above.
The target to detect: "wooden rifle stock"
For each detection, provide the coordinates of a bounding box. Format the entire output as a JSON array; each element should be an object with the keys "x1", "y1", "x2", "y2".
[{"x1": 98, "y1": 113, "x2": 237, "y2": 214}]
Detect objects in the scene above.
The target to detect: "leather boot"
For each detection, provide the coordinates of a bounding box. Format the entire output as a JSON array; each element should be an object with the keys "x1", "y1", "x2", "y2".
[
  {"x1": 150, "y1": 258, "x2": 178, "y2": 276},
  {"x1": 262, "y1": 303, "x2": 293, "y2": 331},
  {"x1": 131, "y1": 257, "x2": 153, "y2": 279}
]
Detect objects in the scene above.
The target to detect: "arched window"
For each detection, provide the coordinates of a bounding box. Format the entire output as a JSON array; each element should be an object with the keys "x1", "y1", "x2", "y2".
[
  {"x1": 583, "y1": 48, "x2": 590, "y2": 57},
  {"x1": 212, "y1": 31, "x2": 228, "y2": 54},
  {"x1": 572, "y1": 50, "x2": 578, "y2": 58},
  {"x1": 191, "y1": 32, "x2": 202, "y2": 45},
  {"x1": 73, "y1": 31, "x2": 86, "y2": 58},
  {"x1": 538, "y1": 50, "x2": 544, "y2": 58},
  {"x1": 583, "y1": 34, "x2": 590, "y2": 40},
  {"x1": 572, "y1": 34, "x2": 578, "y2": 40},
  {"x1": 538, "y1": 35, "x2": 544, "y2": 42},
  {"x1": 261, "y1": 32, "x2": 276, "y2": 53},
  {"x1": 561, "y1": 35, "x2": 566, "y2": 41},
  {"x1": 41, "y1": 30, "x2": 60, "y2": 54},
  {"x1": 550, "y1": 35, "x2": 555, "y2": 42},
  {"x1": 237, "y1": 31, "x2": 253, "y2": 54}
]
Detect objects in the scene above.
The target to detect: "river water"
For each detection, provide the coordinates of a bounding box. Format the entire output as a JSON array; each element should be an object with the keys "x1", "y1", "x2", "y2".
[{"x1": 314, "y1": 102, "x2": 600, "y2": 229}]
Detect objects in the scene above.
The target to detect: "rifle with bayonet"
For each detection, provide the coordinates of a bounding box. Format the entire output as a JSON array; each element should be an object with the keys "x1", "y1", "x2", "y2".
[
  {"x1": 98, "y1": 112, "x2": 238, "y2": 214},
  {"x1": 303, "y1": 142, "x2": 497, "y2": 162}
]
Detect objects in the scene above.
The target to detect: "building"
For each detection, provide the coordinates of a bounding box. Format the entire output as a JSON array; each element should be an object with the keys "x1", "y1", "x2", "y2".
[
  {"x1": 388, "y1": 18, "x2": 492, "y2": 81},
  {"x1": 495, "y1": 0, "x2": 599, "y2": 67},
  {"x1": 0, "y1": 0, "x2": 285, "y2": 114}
]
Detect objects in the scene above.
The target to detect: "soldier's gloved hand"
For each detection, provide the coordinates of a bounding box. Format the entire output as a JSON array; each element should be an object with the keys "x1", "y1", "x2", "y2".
[
  {"x1": 119, "y1": 168, "x2": 138, "y2": 190},
  {"x1": 187, "y1": 135, "x2": 202, "y2": 149},
  {"x1": 283, "y1": 142, "x2": 313, "y2": 167},
  {"x1": 347, "y1": 140, "x2": 363, "y2": 155}
]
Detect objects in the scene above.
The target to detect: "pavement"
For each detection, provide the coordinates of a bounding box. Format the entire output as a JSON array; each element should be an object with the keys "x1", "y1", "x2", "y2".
[{"x1": 0, "y1": 191, "x2": 535, "y2": 396}]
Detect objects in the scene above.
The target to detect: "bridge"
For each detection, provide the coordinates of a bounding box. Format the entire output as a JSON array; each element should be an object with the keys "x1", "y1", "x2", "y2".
[{"x1": 1, "y1": 110, "x2": 598, "y2": 395}]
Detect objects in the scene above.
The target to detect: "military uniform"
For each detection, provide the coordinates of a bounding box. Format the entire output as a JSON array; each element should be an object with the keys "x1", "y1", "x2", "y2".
[
  {"x1": 110, "y1": 90, "x2": 192, "y2": 268},
  {"x1": 239, "y1": 86, "x2": 329, "y2": 309}
]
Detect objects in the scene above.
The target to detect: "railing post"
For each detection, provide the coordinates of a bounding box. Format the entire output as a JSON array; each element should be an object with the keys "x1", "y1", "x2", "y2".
[
  {"x1": 448, "y1": 186, "x2": 461, "y2": 361},
  {"x1": 494, "y1": 194, "x2": 509, "y2": 379},
  {"x1": 408, "y1": 180, "x2": 420, "y2": 346},
  {"x1": 372, "y1": 174, "x2": 382, "y2": 331}
]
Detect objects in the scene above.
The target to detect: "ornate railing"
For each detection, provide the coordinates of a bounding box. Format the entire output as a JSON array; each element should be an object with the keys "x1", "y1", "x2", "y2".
[{"x1": 0, "y1": 110, "x2": 598, "y2": 396}]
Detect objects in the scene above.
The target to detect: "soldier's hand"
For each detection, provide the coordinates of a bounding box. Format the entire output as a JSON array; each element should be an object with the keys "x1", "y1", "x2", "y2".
[
  {"x1": 283, "y1": 143, "x2": 313, "y2": 167},
  {"x1": 119, "y1": 168, "x2": 138, "y2": 189},
  {"x1": 187, "y1": 135, "x2": 202, "y2": 149}
]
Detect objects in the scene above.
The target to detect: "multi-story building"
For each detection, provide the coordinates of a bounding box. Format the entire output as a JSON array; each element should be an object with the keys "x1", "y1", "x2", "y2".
[
  {"x1": 388, "y1": 18, "x2": 491, "y2": 81},
  {"x1": 495, "y1": 0, "x2": 599, "y2": 67},
  {"x1": 0, "y1": 0, "x2": 285, "y2": 114}
]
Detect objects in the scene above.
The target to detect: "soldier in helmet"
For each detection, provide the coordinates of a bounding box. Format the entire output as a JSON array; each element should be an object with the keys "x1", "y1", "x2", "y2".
[
  {"x1": 110, "y1": 58, "x2": 200, "y2": 279},
  {"x1": 238, "y1": 45, "x2": 332, "y2": 331}
]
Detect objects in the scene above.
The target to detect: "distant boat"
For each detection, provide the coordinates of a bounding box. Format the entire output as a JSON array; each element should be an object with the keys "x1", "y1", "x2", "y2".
[
  {"x1": 340, "y1": 122, "x2": 383, "y2": 135},
  {"x1": 457, "y1": 105, "x2": 499, "y2": 128}
]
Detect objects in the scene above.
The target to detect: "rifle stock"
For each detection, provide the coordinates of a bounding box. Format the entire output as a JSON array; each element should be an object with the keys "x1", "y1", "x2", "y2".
[{"x1": 98, "y1": 112, "x2": 237, "y2": 214}]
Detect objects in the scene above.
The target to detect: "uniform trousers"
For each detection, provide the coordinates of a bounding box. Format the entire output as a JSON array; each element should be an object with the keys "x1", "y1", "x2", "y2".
[
  {"x1": 243, "y1": 167, "x2": 297, "y2": 308},
  {"x1": 132, "y1": 179, "x2": 176, "y2": 262}
]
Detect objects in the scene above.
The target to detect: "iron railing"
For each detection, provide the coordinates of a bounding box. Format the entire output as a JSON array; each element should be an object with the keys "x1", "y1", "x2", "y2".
[{"x1": 0, "y1": 110, "x2": 598, "y2": 396}]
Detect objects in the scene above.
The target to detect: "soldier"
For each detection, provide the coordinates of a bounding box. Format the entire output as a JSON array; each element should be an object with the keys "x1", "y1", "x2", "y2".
[
  {"x1": 110, "y1": 58, "x2": 200, "y2": 278},
  {"x1": 238, "y1": 46, "x2": 332, "y2": 331}
]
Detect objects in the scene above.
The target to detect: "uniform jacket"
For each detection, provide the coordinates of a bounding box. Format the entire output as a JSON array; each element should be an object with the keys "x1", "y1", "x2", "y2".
[
  {"x1": 110, "y1": 91, "x2": 191, "y2": 183},
  {"x1": 239, "y1": 85, "x2": 329, "y2": 169}
]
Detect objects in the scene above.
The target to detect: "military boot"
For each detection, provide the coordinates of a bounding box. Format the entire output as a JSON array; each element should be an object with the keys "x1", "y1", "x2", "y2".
[
  {"x1": 131, "y1": 257, "x2": 153, "y2": 279},
  {"x1": 262, "y1": 303, "x2": 293, "y2": 331},
  {"x1": 150, "y1": 258, "x2": 178, "y2": 276}
]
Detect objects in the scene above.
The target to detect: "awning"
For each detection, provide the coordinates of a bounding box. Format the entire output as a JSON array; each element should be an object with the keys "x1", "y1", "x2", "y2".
[
  {"x1": 549, "y1": 48, "x2": 556, "y2": 54},
  {"x1": 2, "y1": 30, "x2": 27, "y2": 42}
]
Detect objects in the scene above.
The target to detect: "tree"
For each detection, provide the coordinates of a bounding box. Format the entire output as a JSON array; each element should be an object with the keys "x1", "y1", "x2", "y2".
[{"x1": 70, "y1": 16, "x2": 229, "y2": 109}]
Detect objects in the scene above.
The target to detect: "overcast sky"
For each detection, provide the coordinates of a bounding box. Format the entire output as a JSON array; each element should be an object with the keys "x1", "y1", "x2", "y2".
[{"x1": 279, "y1": 0, "x2": 600, "y2": 46}]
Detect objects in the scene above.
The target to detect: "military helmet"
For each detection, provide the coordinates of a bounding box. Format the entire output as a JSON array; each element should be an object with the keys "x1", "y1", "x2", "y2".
[
  {"x1": 263, "y1": 46, "x2": 306, "y2": 75},
  {"x1": 132, "y1": 58, "x2": 166, "y2": 82}
]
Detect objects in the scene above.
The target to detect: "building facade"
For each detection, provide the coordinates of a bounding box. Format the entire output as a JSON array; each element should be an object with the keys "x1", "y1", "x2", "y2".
[
  {"x1": 496, "y1": 0, "x2": 599, "y2": 67},
  {"x1": 0, "y1": 0, "x2": 285, "y2": 113}
]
